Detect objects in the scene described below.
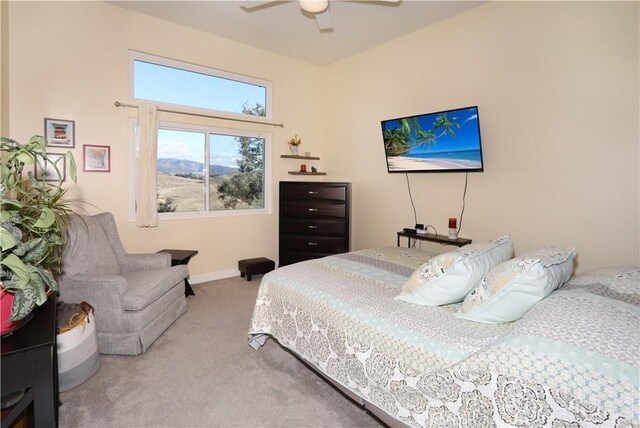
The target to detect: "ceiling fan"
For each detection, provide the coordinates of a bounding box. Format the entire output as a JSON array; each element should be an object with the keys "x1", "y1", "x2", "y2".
[{"x1": 241, "y1": 0, "x2": 400, "y2": 32}]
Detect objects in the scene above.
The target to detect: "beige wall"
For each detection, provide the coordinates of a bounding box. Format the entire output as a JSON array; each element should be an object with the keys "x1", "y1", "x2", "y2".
[
  {"x1": 325, "y1": 1, "x2": 639, "y2": 272},
  {"x1": 6, "y1": 1, "x2": 327, "y2": 280},
  {"x1": 6, "y1": 1, "x2": 639, "y2": 278},
  {"x1": 1, "y1": 0, "x2": 8, "y2": 135}
]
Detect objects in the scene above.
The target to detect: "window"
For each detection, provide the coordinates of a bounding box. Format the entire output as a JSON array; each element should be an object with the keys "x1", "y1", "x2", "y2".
[
  {"x1": 150, "y1": 123, "x2": 270, "y2": 218},
  {"x1": 130, "y1": 51, "x2": 271, "y2": 119},
  {"x1": 128, "y1": 52, "x2": 272, "y2": 220},
  {"x1": 156, "y1": 128, "x2": 206, "y2": 213}
]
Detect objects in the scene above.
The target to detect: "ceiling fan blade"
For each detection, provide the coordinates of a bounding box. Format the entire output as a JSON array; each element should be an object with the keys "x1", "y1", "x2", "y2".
[
  {"x1": 315, "y1": 9, "x2": 333, "y2": 31},
  {"x1": 241, "y1": 0, "x2": 285, "y2": 11}
]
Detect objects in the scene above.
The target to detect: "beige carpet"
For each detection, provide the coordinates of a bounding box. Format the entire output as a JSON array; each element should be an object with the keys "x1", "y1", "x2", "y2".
[{"x1": 59, "y1": 276, "x2": 382, "y2": 427}]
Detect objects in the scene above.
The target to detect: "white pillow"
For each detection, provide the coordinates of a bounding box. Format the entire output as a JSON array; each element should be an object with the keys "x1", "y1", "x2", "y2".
[
  {"x1": 456, "y1": 246, "x2": 576, "y2": 324},
  {"x1": 395, "y1": 235, "x2": 513, "y2": 306}
]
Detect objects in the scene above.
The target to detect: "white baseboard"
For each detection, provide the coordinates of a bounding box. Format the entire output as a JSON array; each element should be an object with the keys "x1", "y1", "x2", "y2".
[{"x1": 189, "y1": 269, "x2": 240, "y2": 285}]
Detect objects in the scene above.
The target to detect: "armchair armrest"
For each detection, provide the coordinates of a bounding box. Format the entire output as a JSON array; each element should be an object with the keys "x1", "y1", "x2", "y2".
[
  {"x1": 57, "y1": 274, "x2": 129, "y2": 332},
  {"x1": 121, "y1": 253, "x2": 171, "y2": 273},
  {"x1": 58, "y1": 274, "x2": 127, "y2": 309}
]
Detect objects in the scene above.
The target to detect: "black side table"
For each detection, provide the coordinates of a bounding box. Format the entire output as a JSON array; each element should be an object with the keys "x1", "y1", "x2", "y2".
[
  {"x1": 157, "y1": 249, "x2": 198, "y2": 296},
  {"x1": 1, "y1": 296, "x2": 58, "y2": 428},
  {"x1": 397, "y1": 231, "x2": 472, "y2": 248}
]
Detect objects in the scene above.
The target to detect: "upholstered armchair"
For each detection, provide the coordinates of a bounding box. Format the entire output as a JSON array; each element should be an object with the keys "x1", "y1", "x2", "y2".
[{"x1": 57, "y1": 213, "x2": 188, "y2": 355}]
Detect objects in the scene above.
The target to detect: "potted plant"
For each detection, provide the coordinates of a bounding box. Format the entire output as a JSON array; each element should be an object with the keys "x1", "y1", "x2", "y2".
[
  {"x1": 0, "y1": 135, "x2": 77, "y2": 334},
  {"x1": 287, "y1": 134, "x2": 302, "y2": 156}
]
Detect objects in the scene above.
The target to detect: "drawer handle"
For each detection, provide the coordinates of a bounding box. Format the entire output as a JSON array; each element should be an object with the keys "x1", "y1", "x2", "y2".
[
  {"x1": 308, "y1": 225, "x2": 318, "y2": 229},
  {"x1": 308, "y1": 242, "x2": 318, "y2": 246},
  {"x1": 308, "y1": 208, "x2": 318, "y2": 212},
  {"x1": 308, "y1": 191, "x2": 318, "y2": 195}
]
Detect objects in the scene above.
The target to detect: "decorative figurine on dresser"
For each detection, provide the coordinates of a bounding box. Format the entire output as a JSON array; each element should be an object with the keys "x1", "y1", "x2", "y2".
[{"x1": 279, "y1": 181, "x2": 351, "y2": 267}]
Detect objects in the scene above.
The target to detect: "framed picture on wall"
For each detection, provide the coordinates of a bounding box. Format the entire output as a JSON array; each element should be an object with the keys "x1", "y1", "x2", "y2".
[
  {"x1": 34, "y1": 153, "x2": 66, "y2": 182},
  {"x1": 44, "y1": 118, "x2": 75, "y2": 148},
  {"x1": 83, "y1": 144, "x2": 110, "y2": 172}
]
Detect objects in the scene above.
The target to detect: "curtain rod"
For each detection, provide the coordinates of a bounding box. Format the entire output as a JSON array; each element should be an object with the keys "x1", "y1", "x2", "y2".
[{"x1": 114, "y1": 101, "x2": 284, "y2": 128}]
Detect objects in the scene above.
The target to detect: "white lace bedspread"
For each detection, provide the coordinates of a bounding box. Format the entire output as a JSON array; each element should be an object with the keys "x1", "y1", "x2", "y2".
[{"x1": 248, "y1": 248, "x2": 639, "y2": 427}]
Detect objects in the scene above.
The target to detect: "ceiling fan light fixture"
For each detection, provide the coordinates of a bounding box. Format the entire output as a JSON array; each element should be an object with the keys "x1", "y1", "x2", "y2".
[{"x1": 299, "y1": 0, "x2": 328, "y2": 14}]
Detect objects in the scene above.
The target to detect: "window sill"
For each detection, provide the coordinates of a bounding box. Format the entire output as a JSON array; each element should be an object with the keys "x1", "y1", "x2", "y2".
[{"x1": 129, "y1": 208, "x2": 271, "y2": 222}]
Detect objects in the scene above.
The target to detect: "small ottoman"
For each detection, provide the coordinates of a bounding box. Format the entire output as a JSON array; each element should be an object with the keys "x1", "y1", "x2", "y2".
[{"x1": 238, "y1": 257, "x2": 275, "y2": 281}]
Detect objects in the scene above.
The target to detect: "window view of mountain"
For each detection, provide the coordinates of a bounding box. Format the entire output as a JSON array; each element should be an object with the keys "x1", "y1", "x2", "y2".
[{"x1": 157, "y1": 158, "x2": 239, "y2": 176}]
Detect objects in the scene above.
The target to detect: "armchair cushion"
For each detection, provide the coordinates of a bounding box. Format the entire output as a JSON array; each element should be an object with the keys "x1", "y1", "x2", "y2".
[{"x1": 122, "y1": 265, "x2": 189, "y2": 311}]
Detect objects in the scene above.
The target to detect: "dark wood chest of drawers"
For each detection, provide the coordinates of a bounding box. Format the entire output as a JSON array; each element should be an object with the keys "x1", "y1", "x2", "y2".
[{"x1": 279, "y1": 181, "x2": 351, "y2": 267}]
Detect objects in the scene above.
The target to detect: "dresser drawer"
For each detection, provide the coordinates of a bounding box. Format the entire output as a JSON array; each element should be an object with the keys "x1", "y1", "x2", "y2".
[
  {"x1": 280, "y1": 236, "x2": 347, "y2": 253},
  {"x1": 281, "y1": 202, "x2": 346, "y2": 219},
  {"x1": 281, "y1": 219, "x2": 346, "y2": 236},
  {"x1": 281, "y1": 184, "x2": 346, "y2": 202}
]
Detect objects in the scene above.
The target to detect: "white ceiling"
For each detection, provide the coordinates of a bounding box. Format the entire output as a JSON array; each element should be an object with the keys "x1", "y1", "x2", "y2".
[{"x1": 109, "y1": 1, "x2": 484, "y2": 66}]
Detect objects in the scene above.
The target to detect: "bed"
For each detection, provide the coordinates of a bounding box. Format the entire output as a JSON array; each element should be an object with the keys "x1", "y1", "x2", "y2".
[{"x1": 248, "y1": 247, "x2": 639, "y2": 427}]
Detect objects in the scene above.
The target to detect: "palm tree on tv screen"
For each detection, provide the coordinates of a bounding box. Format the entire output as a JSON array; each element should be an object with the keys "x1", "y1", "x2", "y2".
[{"x1": 383, "y1": 113, "x2": 460, "y2": 157}]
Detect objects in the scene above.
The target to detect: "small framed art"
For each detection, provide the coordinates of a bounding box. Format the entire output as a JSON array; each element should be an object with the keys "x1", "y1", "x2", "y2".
[
  {"x1": 44, "y1": 118, "x2": 75, "y2": 148},
  {"x1": 35, "y1": 153, "x2": 66, "y2": 181},
  {"x1": 83, "y1": 144, "x2": 111, "y2": 172}
]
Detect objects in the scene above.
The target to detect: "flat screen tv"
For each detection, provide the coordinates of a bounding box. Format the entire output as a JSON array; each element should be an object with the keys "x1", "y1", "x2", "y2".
[{"x1": 381, "y1": 106, "x2": 483, "y2": 173}]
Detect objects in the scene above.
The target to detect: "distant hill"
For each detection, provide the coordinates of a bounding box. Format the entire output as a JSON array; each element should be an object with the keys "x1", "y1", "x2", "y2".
[{"x1": 157, "y1": 158, "x2": 238, "y2": 176}]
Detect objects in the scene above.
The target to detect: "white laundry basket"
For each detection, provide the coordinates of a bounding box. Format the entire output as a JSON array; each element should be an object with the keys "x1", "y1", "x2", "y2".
[{"x1": 57, "y1": 302, "x2": 100, "y2": 392}]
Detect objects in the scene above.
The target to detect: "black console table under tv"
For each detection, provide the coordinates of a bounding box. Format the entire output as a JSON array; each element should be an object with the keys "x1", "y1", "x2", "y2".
[
  {"x1": 1, "y1": 296, "x2": 58, "y2": 428},
  {"x1": 397, "y1": 231, "x2": 472, "y2": 248}
]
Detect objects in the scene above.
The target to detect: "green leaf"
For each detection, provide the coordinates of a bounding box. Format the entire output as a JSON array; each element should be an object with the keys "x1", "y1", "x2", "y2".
[
  {"x1": 0, "y1": 164, "x2": 9, "y2": 179},
  {"x1": 29, "y1": 135, "x2": 47, "y2": 153},
  {"x1": 9, "y1": 288, "x2": 37, "y2": 321},
  {"x1": 1, "y1": 274, "x2": 23, "y2": 292},
  {"x1": 67, "y1": 152, "x2": 77, "y2": 183},
  {"x1": 1, "y1": 222, "x2": 22, "y2": 240},
  {"x1": 1, "y1": 198, "x2": 22, "y2": 208},
  {"x1": 21, "y1": 238, "x2": 48, "y2": 263},
  {"x1": 28, "y1": 270, "x2": 48, "y2": 306},
  {"x1": 0, "y1": 254, "x2": 30, "y2": 286},
  {"x1": 0, "y1": 211, "x2": 11, "y2": 222},
  {"x1": 33, "y1": 207, "x2": 55, "y2": 228},
  {"x1": 0, "y1": 225, "x2": 18, "y2": 251},
  {"x1": 48, "y1": 232, "x2": 64, "y2": 246},
  {"x1": 15, "y1": 151, "x2": 34, "y2": 165},
  {"x1": 12, "y1": 241, "x2": 29, "y2": 257},
  {"x1": 34, "y1": 267, "x2": 58, "y2": 291},
  {"x1": 6, "y1": 173, "x2": 16, "y2": 188}
]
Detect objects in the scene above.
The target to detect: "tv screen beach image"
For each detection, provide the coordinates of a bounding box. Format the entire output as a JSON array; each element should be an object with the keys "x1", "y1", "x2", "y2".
[{"x1": 382, "y1": 106, "x2": 483, "y2": 172}]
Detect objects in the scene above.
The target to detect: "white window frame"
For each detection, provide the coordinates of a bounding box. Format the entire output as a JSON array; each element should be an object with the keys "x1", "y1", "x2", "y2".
[
  {"x1": 129, "y1": 50, "x2": 273, "y2": 121},
  {"x1": 128, "y1": 119, "x2": 272, "y2": 221}
]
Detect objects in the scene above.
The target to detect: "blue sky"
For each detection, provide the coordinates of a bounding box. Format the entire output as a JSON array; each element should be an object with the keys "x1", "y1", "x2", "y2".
[
  {"x1": 136, "y1": 60, "x2": 266, "y2": 168},
  {"x1": 383, "y1": 107, "x2": 481, "y2": 154},
  {"x1": 134, "y1": 60, "x2": 265, "y2": 115}
]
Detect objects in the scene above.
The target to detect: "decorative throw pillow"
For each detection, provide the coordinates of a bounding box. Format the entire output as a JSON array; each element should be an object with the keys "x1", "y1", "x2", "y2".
[
  {"x1": 456, "y1": 246, "x2": 576, "y2": 324},
  {"x1": 395, "y1": 235, "x2": 513, "y2": 306}
]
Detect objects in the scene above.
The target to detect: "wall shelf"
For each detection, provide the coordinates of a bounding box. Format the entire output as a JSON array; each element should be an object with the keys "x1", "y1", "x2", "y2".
[
  {"x1": 288, "y1": 171, "x2": 327, "y2": 176},
  {"x1": 281, "y1": 155, "x2": 320, "y2": 160}
]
